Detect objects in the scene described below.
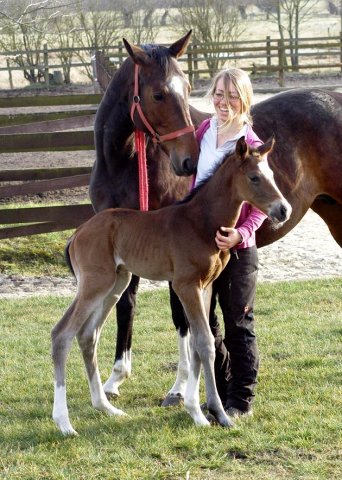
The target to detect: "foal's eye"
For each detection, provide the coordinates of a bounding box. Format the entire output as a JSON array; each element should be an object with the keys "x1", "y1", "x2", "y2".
[
  {"x1": 248, "y1": 174, "x2": 260, "y2": 185},
  {"x1": 152, "y1": 93, "x2": 164, "y2": 101}
]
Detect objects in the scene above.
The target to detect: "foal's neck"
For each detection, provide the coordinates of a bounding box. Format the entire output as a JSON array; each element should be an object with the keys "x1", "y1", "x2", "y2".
[{"x1": 191, "y1": 158, "x2": 243, "y2": 233}]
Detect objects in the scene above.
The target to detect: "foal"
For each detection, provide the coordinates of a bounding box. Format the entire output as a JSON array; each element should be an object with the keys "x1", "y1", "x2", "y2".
[{"x1": 51, "y1": 136, "x2": 291, "y2": 435}]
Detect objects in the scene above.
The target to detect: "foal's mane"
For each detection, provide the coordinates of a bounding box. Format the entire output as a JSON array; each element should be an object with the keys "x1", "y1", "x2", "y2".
[{"x1": 176, "y1": 152, "x2": 233, "y2": 205}]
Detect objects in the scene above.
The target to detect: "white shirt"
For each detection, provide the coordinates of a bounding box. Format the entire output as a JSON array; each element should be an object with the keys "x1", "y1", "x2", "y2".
[{"x1": 195, "y1": 117, "x2": 248, "y2": 187}]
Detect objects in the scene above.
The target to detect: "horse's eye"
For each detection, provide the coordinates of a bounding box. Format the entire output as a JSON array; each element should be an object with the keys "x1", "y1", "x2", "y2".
[
  {"x1": 152, "y1": 93, "x2": 164, "y2": 101},
  {"x1": 248, "y1": 174, "x2": 260, "y2": 184}
]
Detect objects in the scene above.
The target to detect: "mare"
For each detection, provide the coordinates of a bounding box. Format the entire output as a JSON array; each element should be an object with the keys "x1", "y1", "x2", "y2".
[
  {"x1": 103, "y1": 87, "x2": 342, "y2": 407},
  {"x1": 51, "y1": 136, "x2": 291, "y2": 435}
]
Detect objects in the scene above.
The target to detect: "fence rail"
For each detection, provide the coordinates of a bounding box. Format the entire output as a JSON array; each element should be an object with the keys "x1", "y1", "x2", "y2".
[
  {"x1": 1, "y1": 35, "x2": 342, "y2": 88},
  {"x1": 0, "y1": 94, "x2": 100, "y2": 239}
]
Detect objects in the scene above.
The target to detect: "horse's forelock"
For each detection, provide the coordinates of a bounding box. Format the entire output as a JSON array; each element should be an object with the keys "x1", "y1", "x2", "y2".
[{"x1": 141, "y1": 44, "x2": 173, "y2": 73}]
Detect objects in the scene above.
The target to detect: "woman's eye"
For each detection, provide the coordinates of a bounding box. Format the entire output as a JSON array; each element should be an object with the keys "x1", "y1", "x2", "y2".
[{"x1": 153, "y1": 93, "x2": 164, "y2": 101}]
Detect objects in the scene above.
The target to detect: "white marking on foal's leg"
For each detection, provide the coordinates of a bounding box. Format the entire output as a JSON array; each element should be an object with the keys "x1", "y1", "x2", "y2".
[
  {"x1": 89, "y1": 368, "x2": 127, "y2": 417},
  {"x1": 184, "y1": 342, "x2": 209, "y2": 426},
  {"x1": 53, "y1": 383, "x2": 78, "y2": 436},
  {"x1": 103, "y1": 350, "x2": 132, "y2": 396},
  {"x1": 166, "y1": 331, "x2": 190, "y2": 399}
]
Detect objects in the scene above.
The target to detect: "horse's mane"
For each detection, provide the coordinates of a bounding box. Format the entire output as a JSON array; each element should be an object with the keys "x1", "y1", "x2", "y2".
[
  {"x1": 141, "y1": 44, "x2": 174, "y2": 73},
  {"x1": 176, "y1": 153, "x2": 231, "y2": 205}
]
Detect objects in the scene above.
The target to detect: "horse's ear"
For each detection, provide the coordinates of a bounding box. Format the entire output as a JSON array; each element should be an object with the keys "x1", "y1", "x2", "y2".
[
  {"x1": 235, "y1": 136, "x2": 248, "y2": 162},
  {"x1": 257, "y1": 135, "x2": 275, "y2": 156},
  {"x1": 168, "y1": 30, "x2": 192, "y2": 59},
  {"x1": 123, "y1": 38, "x2": 150, "y2": 66}
]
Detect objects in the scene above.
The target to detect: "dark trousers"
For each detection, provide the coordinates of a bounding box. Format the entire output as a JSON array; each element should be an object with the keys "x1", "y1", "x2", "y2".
[{"x1": 209, "y1": 245, "x2": 259, "y2": 413}]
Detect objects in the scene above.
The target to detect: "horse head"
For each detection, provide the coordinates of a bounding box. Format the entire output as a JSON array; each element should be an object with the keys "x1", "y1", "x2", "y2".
[
  {"x1": 123, "y1": 31, "x2": 199, "y2": 176},
  {"x1": 235, "y1": 136, "x2": 292, "y2": 227}
]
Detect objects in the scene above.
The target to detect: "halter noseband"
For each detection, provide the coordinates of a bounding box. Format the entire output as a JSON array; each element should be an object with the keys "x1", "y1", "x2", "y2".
[{"x1": 130, "y1": 64, "x2": 195, "y2": 143}]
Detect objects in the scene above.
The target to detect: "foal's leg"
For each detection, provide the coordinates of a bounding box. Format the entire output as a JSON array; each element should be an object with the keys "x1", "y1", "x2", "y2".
[
  {"x1": 175, "y1": 284, "x2": 232, "y2": 427},
  {"x1": 51, "y1": 271, "x2": 131, "y2": 435},
  {"x1": 77, "y1": 271, "x2": 132, "y2": 417},
  {"x1": 52, "y1": 299, "x2": 82, "y2": 435},
  {"x1": 161, "y1": 284, "x2": 190, "y2": 407},
  {"x1": 103, "y1": 275, "x2": 140, "y2": 396},
  {"x1": 52, "y1": 290, "x2": 117, "y2": 436}
]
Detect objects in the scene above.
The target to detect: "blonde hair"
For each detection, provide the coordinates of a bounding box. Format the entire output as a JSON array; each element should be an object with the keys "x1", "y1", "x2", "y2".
[{"x1": 207, "y1": 68, "x2": 254, "y2": 130}]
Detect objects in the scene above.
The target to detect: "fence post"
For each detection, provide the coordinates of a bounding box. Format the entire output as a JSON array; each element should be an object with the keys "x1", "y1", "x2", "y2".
[
  {"x1": 6, "y1": 59, "x2": 13, "y2": 89},
  {"x1": 44, "y1": 43, "x2": 49, "y2": 87},
  {"x1": 266, "y1": 36, "x2": 271, "y2": 76},
  {"x1": 193, "y1": 41, "x2": 199, "y2": 81},
  {"x1": 118, "y1": 41, "x2": 123, "y2": 66},
  {"x1": 340, "y1": 31, "x2": 342, "y2": 72},
  {"x1": 278, "y1": 39, "x2": 285, "y2": 87},
  {"x1": 187, "y1": 45, "x2": 193, "y2": 89}
]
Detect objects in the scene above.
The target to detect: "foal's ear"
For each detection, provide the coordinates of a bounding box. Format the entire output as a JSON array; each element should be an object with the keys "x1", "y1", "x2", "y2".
[
  {"x1": 235, "y1": 136, "x2": 249, "y2": 162},
  {"x1": 123, "y1": 38, "x2": 150, "y2": 66},
  {"x1": 257, "y1": 135, "x2": 275, "y2": 156},
  {"x1": 168, "y1": 30, "x2": 192, "y2": 59}
]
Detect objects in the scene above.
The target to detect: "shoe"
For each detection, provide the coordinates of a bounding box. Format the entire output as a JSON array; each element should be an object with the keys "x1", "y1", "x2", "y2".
[{"x1": 225, "y1": 406, "x2": 253, "y2": 419}]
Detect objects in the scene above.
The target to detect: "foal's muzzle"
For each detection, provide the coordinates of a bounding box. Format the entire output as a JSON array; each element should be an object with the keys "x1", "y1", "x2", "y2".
[{"x1": 270, "y1": 200, "x2": 292, "y2": 225}]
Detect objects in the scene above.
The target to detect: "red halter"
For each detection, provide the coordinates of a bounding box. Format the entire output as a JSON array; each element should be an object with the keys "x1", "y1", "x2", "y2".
[
  {"x1": 130, "y1": 64, "x2": 195, "y2": 142},
  {"x1": 130, "y1": 64, "x2": 195, "y2": 212}
]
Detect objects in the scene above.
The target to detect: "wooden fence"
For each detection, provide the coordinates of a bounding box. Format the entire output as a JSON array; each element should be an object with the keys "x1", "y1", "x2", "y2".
[
  {"x1": 0, "y1": 94, "x2": 102, "y2": 239},
  {"x1": 1, "y1": 35, "x2": 342, "y2": 88}
]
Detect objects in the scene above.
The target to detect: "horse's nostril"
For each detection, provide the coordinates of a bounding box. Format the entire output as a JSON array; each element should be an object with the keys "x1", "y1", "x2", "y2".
[
  {"x1": 182, "y1": 157, "x2": 195, "y2": 175},
  {"x1": 280, "y1": 206, "x2": 287, "y2": 221}
]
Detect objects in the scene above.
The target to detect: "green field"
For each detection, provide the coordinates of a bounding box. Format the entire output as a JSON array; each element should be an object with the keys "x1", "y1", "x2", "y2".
[{"x1": 1, "y1": 279, "x2": 341, "y2": 479}]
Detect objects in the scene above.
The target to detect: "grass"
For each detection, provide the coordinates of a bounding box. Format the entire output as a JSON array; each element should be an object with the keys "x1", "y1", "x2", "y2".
[
  {"x1": 0, "y1": 229, "x2": 72, "y2": 277},
  {"x1": 0, "y1": 279, "x2": 341, "y2": 479},
  {"x1": 0, "y1": 203, "x2": 76, "y2": 277}
]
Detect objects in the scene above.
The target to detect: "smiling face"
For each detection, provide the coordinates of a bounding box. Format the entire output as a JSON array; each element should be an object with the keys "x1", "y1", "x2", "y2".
[{"x1": 213, "y1": 77, "x2": 242, "y2": 127}]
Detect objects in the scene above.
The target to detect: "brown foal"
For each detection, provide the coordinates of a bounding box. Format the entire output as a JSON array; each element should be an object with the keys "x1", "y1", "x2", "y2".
[{"x1": 51, "y1": 136, "x2": 291, "y2": 435}]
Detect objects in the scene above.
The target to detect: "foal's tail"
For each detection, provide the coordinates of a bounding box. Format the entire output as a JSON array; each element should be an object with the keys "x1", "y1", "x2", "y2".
[{"x1": 64, "y1": 238, "x2": 75, "y2": 278}]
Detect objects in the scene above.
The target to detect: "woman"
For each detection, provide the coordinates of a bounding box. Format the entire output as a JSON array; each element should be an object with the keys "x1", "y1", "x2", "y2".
[{"x1": 196, "y1": 68, "x2": 267, "y2": 420}]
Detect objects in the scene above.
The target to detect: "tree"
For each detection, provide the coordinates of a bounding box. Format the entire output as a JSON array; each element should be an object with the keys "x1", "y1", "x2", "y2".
[
  {"x1": 118, "y1": 0, "x2": 162, "y2": 45},
  {"x1": 0, "y1": 0, "x2": 79, "y2": 83},
  {"x1": 70, "y1": 0, "x2": 123, "y2": 81},
  {"x1": 171, "y1": 0, "x2": 244, "y2": 76},
  {"x1": 257, "y1": 0, "x2": 321, "y2": 67}
]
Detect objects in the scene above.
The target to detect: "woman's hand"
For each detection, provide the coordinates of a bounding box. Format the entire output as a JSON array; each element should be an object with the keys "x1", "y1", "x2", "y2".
[{"x1": 215, "y1": 227, "x2": 242, "y2": 251}]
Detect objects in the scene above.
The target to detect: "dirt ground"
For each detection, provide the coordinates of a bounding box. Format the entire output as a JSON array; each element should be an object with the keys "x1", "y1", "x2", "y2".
[{"x1": 1, "y1": 72, "x2": 342, "y2": 206}]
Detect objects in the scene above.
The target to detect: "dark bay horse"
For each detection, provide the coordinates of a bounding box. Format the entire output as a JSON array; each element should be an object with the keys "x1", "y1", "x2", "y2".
[
  {"x1": 51, "y1": 136, "x2": 291, "y2": 435},
  {"x1": 89, "y1": 32, "x2": 207, "y2": 398},
  {"x1": 101, "y1": 87, "x2": 342, "y2": 406}
]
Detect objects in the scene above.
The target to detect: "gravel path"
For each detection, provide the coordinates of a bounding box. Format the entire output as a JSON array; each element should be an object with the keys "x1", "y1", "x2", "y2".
[{"x1": 0, "y1": 209, "x2": 340, "y2": 299}]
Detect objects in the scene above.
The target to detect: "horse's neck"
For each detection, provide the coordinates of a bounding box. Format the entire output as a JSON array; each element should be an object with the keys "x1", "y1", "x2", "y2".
[
  {"x1": 97, "y1": 65, "x2": 136, "y2": 155},
  {"x1": 191, "y1": 160, "x2": 243, "y2": 233}
]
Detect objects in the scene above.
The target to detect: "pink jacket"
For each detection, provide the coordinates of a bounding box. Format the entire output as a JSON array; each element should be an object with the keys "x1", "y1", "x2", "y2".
[{"x1": 195, "y1": 119, "x2": 267, "y2": 251}]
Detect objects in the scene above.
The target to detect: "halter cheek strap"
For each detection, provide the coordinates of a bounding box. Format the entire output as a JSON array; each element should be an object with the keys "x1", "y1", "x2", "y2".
[
  {"x1": 131, "y1": 64, "x2": 195, "y2": 212},
  {"x1": 130, "y1": 64, "x2": 195, "y2": 143}
]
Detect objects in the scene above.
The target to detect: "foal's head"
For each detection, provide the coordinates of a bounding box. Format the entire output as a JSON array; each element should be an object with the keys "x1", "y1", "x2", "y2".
[
  {"x1": 234, "y1": 136, "x2": 292, "y2": 226},
  {"x1": 123, "y1": 31, "x2": 199, "y2": 176}
]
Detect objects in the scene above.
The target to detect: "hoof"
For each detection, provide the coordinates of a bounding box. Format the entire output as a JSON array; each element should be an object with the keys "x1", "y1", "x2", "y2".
[
  {"x1": 161, "y1": 394, "x2": 184, "y2": 407},
  {"x1": 206, "y1": 411, "x2": 235, "y2": 428},
  {"x1": 105, "y1": 391, "x2": 119, "y2": 400}
]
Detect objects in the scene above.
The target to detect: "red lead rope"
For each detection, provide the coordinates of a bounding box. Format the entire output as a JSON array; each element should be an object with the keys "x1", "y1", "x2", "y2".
[
  {"x1": 131, "y1": 64, "x2": 195, "y2": 211},
  {"x1": 135, "y1": 128, "x2": 149, "y2": 211}
]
